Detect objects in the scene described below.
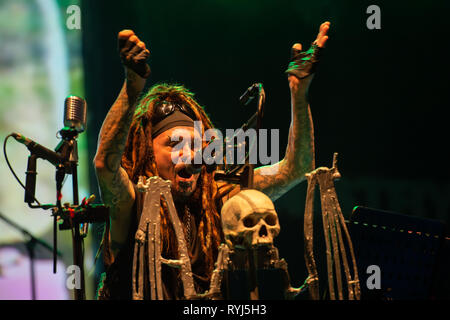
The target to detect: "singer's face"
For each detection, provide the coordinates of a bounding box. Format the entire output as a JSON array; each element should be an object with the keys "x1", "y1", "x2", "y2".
[{"x1": 152, "y1": 126, "x2": 201, "y2": 200}]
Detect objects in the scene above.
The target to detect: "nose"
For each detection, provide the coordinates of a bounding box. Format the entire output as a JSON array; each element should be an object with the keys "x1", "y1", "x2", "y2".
[{"x1": 178, "y1": 143, "x2": 195, "y2": 163}]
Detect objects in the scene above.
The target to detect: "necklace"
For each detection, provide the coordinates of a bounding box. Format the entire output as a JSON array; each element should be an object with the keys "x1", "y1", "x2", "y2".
[{"x1": 184, "y1": 204, "x2": 192, "y2": 245}]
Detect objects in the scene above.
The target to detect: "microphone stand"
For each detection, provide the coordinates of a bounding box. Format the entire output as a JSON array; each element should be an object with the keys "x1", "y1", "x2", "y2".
[
  {"x1": 11, "y1": 97, "x2": 109, "y2": 301},
  {"x1": 57, "y1": 127, "x2": 85, "y2": 300},
  {"x1": 214, "y1": 83, "x2": 266, "y2": 300},
  {"x1": 215, "y1": 83, "x2": 266, "y2": 189},
  {"x1": 16, "y1": 128, "x2": 109, "y2": 301},
  {"x1": 0, "y1": 212, "x2": 62, "y2": 300}
]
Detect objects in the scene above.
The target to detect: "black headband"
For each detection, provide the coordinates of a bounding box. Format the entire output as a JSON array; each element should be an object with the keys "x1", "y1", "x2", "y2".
[{"x1": 151, "y1": 110, "x2": 195, "y2": 138}]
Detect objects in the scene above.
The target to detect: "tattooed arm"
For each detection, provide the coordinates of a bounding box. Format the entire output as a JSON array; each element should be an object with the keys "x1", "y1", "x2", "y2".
[
  {"x1": 93, "y1": 30, "x2": 150, "y2": 258},
  {"x1": 253, "y1": 76, "x2": 315, "y2": 201},
  {"x1": 253, "y1": 22, "x2": 330, "y2": 201}
]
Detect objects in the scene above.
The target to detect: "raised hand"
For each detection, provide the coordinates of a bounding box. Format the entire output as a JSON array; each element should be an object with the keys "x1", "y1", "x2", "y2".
[
  {"x1": 286, "y1": 21, "x2": 330, "y2": 79},
  {"x1": 118, "y1": 30, "x2": 151, "y2": 79}
]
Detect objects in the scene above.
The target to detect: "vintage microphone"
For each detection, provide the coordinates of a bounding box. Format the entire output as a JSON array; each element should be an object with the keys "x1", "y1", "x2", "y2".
[
  {"x1": 11, "y1": 96, "x2": 87, "y2": 157},
  {"x1": 63, "y1": 95, "x2": 87, "y2": 133},
  {"x1": 11, "y1": 96, "x2": 87, "y2": 206},
  {"x1": 58, "y1": 95, "x2": 87, "y2": 300},
  {"x1": 11, "y1": 95, "x2": 88, "y2": 299}
]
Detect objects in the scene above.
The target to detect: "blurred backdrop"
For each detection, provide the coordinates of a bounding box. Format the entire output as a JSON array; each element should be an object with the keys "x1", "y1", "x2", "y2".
[
  {"x1": 0, "y1": 0, "x2": 91, "y2": 299},
  {"x1": 1, "y1": 0, "x2": 449, "y2": 299}
]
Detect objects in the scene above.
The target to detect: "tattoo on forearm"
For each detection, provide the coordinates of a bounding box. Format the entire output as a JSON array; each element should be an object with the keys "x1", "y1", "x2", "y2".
[
  {"x1": 98, "y1": 177, "x2": 121, "y2": 219},
  {"x1": 94, "y1": 81, "x2": 140, "y2": 222},
  {"x1": 96, "y1": 83, "x2": 137, "y2": 174},
  {"x1": 254, "y1": 163, "x2": 292, "y2": 201},
  {"x1": 253, "y1": 82, "x2": 314, "y2": 201},
  {"x1": 105, "y1": 152, "x2": 123, "y2": 173}
]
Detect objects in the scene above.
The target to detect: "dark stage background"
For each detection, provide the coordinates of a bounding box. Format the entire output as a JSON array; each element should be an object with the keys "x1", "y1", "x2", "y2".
[{"x1": 81, "y1": 0, "x2": 450, "y2": 296}]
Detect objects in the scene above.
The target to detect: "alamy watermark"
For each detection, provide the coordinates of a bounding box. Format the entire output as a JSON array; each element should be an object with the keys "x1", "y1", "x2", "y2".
[
  {"x1": 169, "y1": 121, "x2": 280, "y2": 174},
  {"x1": 66, "y1": 265, "x2": 81, "y2": 290},
  {"x1": 366, "y1": 5, "x2": 381, "y2": 30},
  {"x1": 66, "y1": 5, "x2": 81, "y2": 30},
  {"x1": 366, "y1": 264, "x2": 381, "y2": 289}
]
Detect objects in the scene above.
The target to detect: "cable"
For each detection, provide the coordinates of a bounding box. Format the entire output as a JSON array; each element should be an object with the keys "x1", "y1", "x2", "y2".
[{"x1": 3, "y1": 134, "x2": 41, "y2": 205}]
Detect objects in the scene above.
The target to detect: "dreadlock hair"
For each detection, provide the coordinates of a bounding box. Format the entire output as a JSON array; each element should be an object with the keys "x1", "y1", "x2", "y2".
[{"x1": 121, "y1": 83, "x2": 225, "y2": 280}]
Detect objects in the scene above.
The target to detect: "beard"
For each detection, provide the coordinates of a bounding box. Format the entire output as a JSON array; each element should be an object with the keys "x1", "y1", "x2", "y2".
[
  {"x1": 172, "y1": 180, "x2": 194, "y2": 199},
  {"x1": 171, "y1": 175, "x2": 201, "y2": 204}
]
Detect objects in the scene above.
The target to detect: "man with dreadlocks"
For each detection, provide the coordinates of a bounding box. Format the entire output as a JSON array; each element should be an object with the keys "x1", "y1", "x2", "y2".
[{"x1": 94, "y1": 22, "x2": 330, "y2": 299}]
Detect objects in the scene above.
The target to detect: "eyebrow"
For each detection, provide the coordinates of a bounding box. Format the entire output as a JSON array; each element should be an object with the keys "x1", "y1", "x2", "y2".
[{"x1": 167, "y1": 132, "x2": 198, "y2": 142}]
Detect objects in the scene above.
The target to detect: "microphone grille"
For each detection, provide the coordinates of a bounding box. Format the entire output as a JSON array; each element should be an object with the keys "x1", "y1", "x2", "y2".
[{"x1": 64, "y1": 95, "x2": 87, "y2": 132}]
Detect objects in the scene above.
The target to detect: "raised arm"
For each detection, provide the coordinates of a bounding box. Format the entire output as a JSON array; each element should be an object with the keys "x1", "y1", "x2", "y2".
[
  {"x1": 93, "y1": 30, "x2": 150, "y2": 257},
  {"x1": 253, "y1": 21, "x2": 330, "y2": 201}
]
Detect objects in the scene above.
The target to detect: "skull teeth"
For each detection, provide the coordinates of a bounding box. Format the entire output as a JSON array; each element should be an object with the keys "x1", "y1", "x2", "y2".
[{"x1": 221, "y1": 189, "x2": 280, "y2": 249}]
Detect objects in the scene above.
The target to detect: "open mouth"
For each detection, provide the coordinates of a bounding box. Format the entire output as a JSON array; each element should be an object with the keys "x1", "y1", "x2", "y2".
[{"x1": 177, "y1": 167, "x2": 194, "y2": 180}]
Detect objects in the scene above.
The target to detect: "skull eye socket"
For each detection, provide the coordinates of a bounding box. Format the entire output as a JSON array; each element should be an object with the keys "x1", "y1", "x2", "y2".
[
  {"x1": 243, "y1": 216, "x2": 256, "y2": 228},
  {"x1": 264, "y1": 213, "x2": 277, "y2": 226}
]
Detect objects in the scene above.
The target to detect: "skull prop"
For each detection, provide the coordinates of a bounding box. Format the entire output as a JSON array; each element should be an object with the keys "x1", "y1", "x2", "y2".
[{"x1": 221, "y1": 189, "x2": 280, "y2": 249}]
